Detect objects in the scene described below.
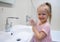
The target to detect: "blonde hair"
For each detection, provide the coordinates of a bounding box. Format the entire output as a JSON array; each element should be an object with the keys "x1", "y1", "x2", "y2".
[{"x1": 45, "y1": 2, "x2": 52, "y2": 23}]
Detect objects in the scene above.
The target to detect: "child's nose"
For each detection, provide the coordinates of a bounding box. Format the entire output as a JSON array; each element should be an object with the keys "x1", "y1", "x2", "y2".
[{"x1": 40, "y1": 15, "x2": 43, "y2": 17}]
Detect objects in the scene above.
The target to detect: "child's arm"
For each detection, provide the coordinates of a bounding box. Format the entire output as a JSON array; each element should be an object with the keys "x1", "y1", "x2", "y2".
[
  {"x1": 32, "y1": 26, "x2": 47, "y2": 40},
  {"x1": 29, "y1": 19, "x2": 48, "y2": 40}
]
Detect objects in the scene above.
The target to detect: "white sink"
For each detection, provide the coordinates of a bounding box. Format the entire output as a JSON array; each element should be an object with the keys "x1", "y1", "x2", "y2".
[
  {"x1": 5, "y1": 31, "x2": 33, "y2": 42},
  {"x1": 5, "y1": 25, "x2": 34, "y2": 42}
]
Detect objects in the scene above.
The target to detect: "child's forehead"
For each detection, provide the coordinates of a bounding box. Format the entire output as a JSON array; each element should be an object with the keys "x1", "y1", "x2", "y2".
[
  {"x1": 37, "y1": 7, "x2": 47, "y2": 12},
  {"x1": 37, "y1": 5, "x2": 49, "y2": 13}
]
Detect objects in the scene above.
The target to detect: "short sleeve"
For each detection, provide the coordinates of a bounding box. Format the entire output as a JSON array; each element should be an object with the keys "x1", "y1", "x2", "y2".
[{"x1": 42, "y1": 24, "x2": 50, "y2": 35}]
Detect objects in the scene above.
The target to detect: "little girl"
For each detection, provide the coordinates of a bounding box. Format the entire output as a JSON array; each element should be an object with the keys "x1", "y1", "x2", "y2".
[{"x1": 29, "y1": 2, "x2": 52, "y2": 42}]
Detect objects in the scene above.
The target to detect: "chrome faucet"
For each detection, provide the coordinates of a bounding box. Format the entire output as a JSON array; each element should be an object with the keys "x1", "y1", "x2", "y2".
[
  {"x1": 5, "y1": 17, "x2": 19, "y2": 32},
  {"x1": 26, "y1": 15, "x2": 31, "y2": 25},
  {"x1": 26, "y1": 15, "x2": 31, "y2": 22}
]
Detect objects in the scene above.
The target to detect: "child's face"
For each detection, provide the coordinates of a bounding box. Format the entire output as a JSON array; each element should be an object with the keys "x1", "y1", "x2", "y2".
[{"x1": 37, "y1": 5, "x2": 49, "y2": 23}]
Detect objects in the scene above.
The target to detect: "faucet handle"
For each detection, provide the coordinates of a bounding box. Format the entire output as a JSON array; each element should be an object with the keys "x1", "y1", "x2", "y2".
[{"x1": 8, "y1": 17, "x2": 19, "y2": 19}]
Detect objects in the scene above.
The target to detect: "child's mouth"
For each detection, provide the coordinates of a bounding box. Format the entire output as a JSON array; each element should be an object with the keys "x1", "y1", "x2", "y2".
[{"x1": 40, "y1": 18, "x2": 44, "y2": 20}]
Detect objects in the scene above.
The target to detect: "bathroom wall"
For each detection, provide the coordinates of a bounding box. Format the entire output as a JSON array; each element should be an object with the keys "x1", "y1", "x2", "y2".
[
  {"x1": 0, "y1": 0, "x2": 60, "y2": 31},
  {"x1": 0, "y1": 0, "x2": 34, "y2": 31}
]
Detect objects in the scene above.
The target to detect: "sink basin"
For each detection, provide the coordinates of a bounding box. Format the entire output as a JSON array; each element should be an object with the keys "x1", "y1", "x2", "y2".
[
  {"x1": 5, "y1": 31, "x2": 33, "y2": 42},
  {"x1": 5, "y1": 25, "x2": 34, "y2": 42}
]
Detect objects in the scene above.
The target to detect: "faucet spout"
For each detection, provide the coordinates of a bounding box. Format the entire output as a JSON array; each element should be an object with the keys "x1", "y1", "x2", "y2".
[{"x1": 5, "y1": 17, "x2": 19, "y2": 32}]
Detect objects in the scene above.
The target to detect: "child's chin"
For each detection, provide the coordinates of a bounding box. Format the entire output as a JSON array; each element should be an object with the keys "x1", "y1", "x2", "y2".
[{"x1": 40, "y1": 20, "x2": 45, "y2": 22}]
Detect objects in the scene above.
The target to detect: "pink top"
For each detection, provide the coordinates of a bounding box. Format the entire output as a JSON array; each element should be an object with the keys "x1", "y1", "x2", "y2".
[{"x1": 30, "y1": 22, "x2": 52, "y2": 42}]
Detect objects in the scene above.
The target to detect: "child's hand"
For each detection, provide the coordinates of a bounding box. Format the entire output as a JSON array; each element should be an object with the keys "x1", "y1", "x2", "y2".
[{"x1": 29, "y1": 19, "x2": 37, "y2": 26}]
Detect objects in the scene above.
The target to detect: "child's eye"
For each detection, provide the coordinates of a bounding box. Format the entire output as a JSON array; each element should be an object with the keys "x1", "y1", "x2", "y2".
[
  {"x1": 38, "y1": 14, "x2": 41, "y2": 15},
  {"x1": 42, "y1": 13, "x2": 46, "y2": 15}
]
